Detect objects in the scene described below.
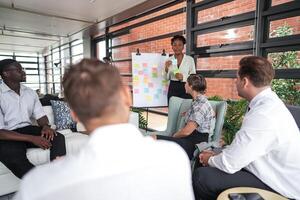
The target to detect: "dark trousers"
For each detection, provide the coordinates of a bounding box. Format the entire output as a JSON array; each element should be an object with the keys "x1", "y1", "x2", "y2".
[
  {"x1": 157, "y1": 130, "x2": 208, "y2": 159},
  {"x1": 192, "y1": 167, "x2": 276, "y2": 200},
  {"x1": 0, "y1": 125, "x2": 66, "y2": 178},
  {"x1": 168, "y1": 80, "x2": 192, "y2": 103}
]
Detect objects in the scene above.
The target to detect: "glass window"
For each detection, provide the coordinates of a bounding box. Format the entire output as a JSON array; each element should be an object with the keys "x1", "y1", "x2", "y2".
[
  {"x1": 205, "y1": 78, "x2": 239, "y2": 100},
  {"x1": 71, "y1": 39, "x2": 83, "y2": 46},
  {"x1": 0, "y1": 55, "x2": 13, "y2": 60},
  {"x1": 197, "y1": 54, "x2": 251, "y2": 70},
  {"x1": 25, "y1": 75, "x2": 40, "y2": 83},
  {"x1": 97, "y1": 40, "x2": 106, "y2": 61},
  {"x1": 272, "y1": 0, "x2": 294, "y2": 6},
  {"x1": 197, "y1": 0, "x2": 256, "y2": 24},
  {"x1": 61, "y1": 47, "x2": 70, "y2": 59},
  {"x1": 53, "y1": 51, "x2": 60, "y2": 61},
  {"x1": 197, "y1": 26, "x2": 254, "y2": 47},
  {"x1": 72, "y1": 54, "x2": 83, "y2": 64},
  {"x1": 268, "y1": 51, "x2": 300, "y2": 69},
  {"x1": 15, "y1": 56, "x2": 37, "y2": 62},
  {"x1": 23, "y1": 83, "x2": 40, "y2": 90},
  {"x1": 71, "y1": 44, "x2": 83, "y2": 55},
  {"x1": 269, "y1": 16, "x2": 300, "y2": 38}
]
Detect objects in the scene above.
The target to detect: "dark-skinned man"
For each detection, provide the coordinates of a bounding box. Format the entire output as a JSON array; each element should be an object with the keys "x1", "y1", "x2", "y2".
[{"x1": 0, "y1": 59, "x2": 66, "y2": 179}]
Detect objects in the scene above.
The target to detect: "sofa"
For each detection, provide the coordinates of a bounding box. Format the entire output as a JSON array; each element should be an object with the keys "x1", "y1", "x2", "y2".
[{"x1": 0, "y1": 106, "x2": 139, "y2": 196}]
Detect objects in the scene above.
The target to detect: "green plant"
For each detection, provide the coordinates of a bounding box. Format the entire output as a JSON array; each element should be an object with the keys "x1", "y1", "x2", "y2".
[
  {"x1": 270, "y1": 24, "x2": 300, "y2": 105},
  {"x1": 130, "y1": 107, "x2": 148, "y2": 129},
  {"x1": 208, "y1": 96, "x2": 248, "y2": 145},
  {"x1": 222, "y1": 99, "x2": 247, "y2": 145}
]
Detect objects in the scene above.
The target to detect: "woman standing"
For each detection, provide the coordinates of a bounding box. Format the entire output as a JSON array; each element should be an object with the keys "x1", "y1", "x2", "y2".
[{"x1": 164, "y1": 35, "x2": 196, "y2": 102}]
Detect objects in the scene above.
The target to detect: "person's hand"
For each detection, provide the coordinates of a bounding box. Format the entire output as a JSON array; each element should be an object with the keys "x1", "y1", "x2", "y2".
[
  {"x1": 175, "y1": 72, "x2": 183, "y2": 81},
  {"x1": 28, "y1": 135, "x2": 52, "y2": 150},
  {"x1": 165, "y1": 60, "x2": 172, "y2": 73},
  {"x1": 199, "y1": 150, "x2": 215, "y2": 166},
  {"x1": 41, "y1": 125, "x2": 56, "y2": 141}
]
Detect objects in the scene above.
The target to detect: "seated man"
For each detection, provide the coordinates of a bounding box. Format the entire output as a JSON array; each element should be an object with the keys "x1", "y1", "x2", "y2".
[
  {"x1": 193, "y1": 56, "x2": 300, "y2": 200},
  {"x1": 0, "y1": 59, "x2": 66, "y2": 179},
  {"x1": 14, "y1": 59, "x2": 194, "y2": 200}
]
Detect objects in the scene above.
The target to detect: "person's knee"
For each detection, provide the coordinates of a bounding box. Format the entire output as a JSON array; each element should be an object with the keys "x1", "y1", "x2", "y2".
[
  {"x1": 193, "y1": 167, "x2": 218, "y2": 189},
  {"x1": 54, "y1": 132, "x2": 65, "y2": 142}
]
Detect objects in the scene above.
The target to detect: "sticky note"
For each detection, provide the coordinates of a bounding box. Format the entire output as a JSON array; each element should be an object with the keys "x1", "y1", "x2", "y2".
[
  {"x1": 134, "y1": 89, "x2": 139, "y2": 94},
  {"x1": 148, "y1": 82, "x2": 154, "y2": 88},
  {"x1": 143, "y1": 63, "x2": 148, "y2": 67},
  {"x1": 133, "y1": 63, "x2": 140, "y2": 68},
  {"x1": 146, "y1": 95, "x2": 152, "y2": 102},
  {"x1": 138, "y1": 71, "x2": 143, "y2": 75},
  {"x1": 144, "y1": 88, "x2": 149, "y2": 93},
  {"x1": 152, "y1": 72, "x2": 158, "y2": 78}
]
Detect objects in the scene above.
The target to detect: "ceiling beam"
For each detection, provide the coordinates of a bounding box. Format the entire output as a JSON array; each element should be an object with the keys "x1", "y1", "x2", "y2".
[
  {"x1": 1, "y1": 26, "x2": 68, "y2": 38},
  {"x1": 0, "y1": 42, "x2": 44, "y2": 48},
  {"x1": 0, "y1": 33, "x2": 59, "y2": 41},
  {"x1": 0, "y1": 4, "x2": 94, "y2": 24}
]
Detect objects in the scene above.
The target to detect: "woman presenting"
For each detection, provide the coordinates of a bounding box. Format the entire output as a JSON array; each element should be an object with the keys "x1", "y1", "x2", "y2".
[{"x1": 164, "y1": 35, "x2": 196, "y2": 102}]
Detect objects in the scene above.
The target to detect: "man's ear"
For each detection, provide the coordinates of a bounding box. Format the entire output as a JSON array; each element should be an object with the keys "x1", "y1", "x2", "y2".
[
  {"x1": 70, "y1": 109, "x2": 80, "y2": 123},
  {"x1": 121, "y1": 85, "x2": 132, "y2": 108},
  {"x1": 243, "y1": 76, "x2": 251, "y2": 88}
]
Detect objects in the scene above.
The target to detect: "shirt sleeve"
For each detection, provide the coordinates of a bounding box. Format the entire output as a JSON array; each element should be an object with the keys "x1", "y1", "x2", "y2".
[
  {"x1": 32, "y1": 91, "x2": 46, "y2": 120},
  {"x1": 182, "y1": 56, "x2": 196, "y2": 82},
  {"x1": 0, "y1": 107, "x2": 4, "y2": 129},
  {"x1": 186, "y1": 102, "x2": 204, "y2": 127},
  {"x1": 208, "y1": 114, "x2": 278, "y2": 174}
]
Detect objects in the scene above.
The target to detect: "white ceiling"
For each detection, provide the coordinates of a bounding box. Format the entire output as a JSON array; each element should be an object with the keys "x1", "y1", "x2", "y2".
[{"x1": 0, "y1": 0, "x2": 147, "y2": 54}]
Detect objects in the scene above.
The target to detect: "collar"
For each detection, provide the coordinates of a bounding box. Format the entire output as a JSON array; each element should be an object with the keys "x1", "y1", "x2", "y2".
[
  {"x1": 0, "y1": 81, "x2": 27, "y2": 93},
  {"x1": 89, "y1": 123, "x2": 142, "y2": 144},
  {"x1": 248, "y1": 87, "x2": 272, "y2": 110}
]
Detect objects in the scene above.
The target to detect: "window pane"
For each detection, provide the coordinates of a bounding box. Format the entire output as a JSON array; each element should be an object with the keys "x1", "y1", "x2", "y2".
[
  {"x1": 15, "y1": 56, "x2": 37, "y2": 62},
  {"x1": 271, "y1": 0, "x2": 294, "y2": 6},
  {"x1": 72, "y1": 55, "x2": 83, "y2": 64},
  {"x1": 71, "y1": 45, "x2": 83, "y2": 55},
  {"x1": 0, "y1": 55, "x2": 13, "y2": 60},
  {"x1": 197, "y1": 0, "x2": 256, "y2": 24},
  {"x1": 23, "y1": 83, "x2": 40, "y2": 90},
  {"x1": 197, "y1": 26, "x2": 254, "y2": 47},
  {"x1": 26, "y1": 75, "x2": 40, "y2": 83},
  {"x1": 269, "y1": 16, "x2": 300, "y2": 38},
  {"x1": 197, "y1": 54, "x2": 251, "y2": 70},
  {"x1": 61, "y1": 47, "x2": 70, "y2": 59},
  {"x1": 97, "y1": 41, "x2": 106, "y2": 61},
  {"x1": 53, "y1": 51, "x2": 60, "y2": 61},
  {"x1": 268, "y1": 51, "x2": 300, "y2": 69},
  {"x1": 205, "y1": 78, "x2": 239, "y2": 100}
]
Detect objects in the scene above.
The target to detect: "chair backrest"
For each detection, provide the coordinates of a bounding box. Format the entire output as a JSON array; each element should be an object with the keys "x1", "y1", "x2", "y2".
[
  {"x1": 208, "y1": 101, "x2": 227, "y2": 143},
  {"x1": 162, "y1": 97, "x2": 227, "y2": 142},
  {"x1": 286, "y1": 104, "x2": 300, "y2": 129}
]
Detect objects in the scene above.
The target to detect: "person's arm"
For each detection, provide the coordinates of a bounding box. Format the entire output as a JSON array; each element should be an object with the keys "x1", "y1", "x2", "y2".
[
  {"x1": 163, "y1": 60, "x2": 172, "y2": 80},
  {"x1": 37, "y1": 116, "x2": 56, "y2": 141},
  {"x1": 207, "y1": 116, "x2": 277, "y2": 174},
  {"x1": 181, "y1": 56, "x2": 196, "y2": 82},
  {"x1": 173, "y1": 121, "x2": 198, "y2": 138},
  {"x1": 0, "y1": 129, "x2": 51, "y2": 149}
]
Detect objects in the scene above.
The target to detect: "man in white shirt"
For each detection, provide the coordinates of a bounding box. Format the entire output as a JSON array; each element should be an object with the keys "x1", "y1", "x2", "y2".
[
  {"x1": 0, "y1": 59, "x2": 66, "y2": 178},
  {"x1": 14, "y1": 59, "x2": 195, "y2": 200},
  {"x1": 193, "y1": 56, "x2": 300, "y2": 200}
]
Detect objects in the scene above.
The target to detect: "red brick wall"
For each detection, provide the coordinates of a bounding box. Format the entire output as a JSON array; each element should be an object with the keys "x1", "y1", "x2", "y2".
[
  {"x1": 197, "y1": 0, "x2": 256, "y2": 24},
  {"x1": 272, "y1": 0, "x2": 294, "y2": 6},
  {"x1": 97, "y1": 0, "x2": 299, "y2": 100},
  {"x1": 197, "y1": 26, "x2": 254, "y2": 47}
]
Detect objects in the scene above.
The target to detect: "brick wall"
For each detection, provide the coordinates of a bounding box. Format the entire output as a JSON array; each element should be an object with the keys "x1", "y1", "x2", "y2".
[{"x1": 99, "y1": 0, "x2": 299, "y2": 100}]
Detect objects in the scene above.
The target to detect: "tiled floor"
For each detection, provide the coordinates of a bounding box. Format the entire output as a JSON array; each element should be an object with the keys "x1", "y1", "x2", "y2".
[{"x1": 142, "y1": 112, "x2": 168, "y2": 131}]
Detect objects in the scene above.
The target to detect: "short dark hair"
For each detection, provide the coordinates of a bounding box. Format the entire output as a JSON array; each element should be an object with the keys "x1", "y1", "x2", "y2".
[
  {"x1": 238, "y1": 56, "x2": 274, "y2": 87},
  {"x1": 0, "y1": 59, "x2": 18, "y2": 76},
  {"x1": 187, "y1": 74, "x2": 207, "y2": 94},
  {"x1": 171, "y1": 35, "x2": 186, "y2": 45},
  {"x1": 62, "y1": 58, "x2": 122, "y2": 123}
]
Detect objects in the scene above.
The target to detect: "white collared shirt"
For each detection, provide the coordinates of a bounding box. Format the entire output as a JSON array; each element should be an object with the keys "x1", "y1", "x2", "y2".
[
  {"x1": 0, "y1": 82, "x2": 45, "y2": 130},
  {"x1": 15, "y1": 124, "x2": 195, "y2": 200},
  {"x1": 163, "y1": 54, "x2": 196, "y2": 82},
  {"x1": 208, "y1": 88, "x2": 300, "y2": 199}
]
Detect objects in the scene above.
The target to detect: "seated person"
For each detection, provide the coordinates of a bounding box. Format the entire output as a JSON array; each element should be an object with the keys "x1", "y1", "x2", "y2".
[
  {"x1": 193, "y1": 56, "x2": 300, "y2": 200},
  {"x1": 0, "y1": 59, "x2": 66, "y2": 179},
  {"x1": 14, "y1": 59, "x2": 195, "y2": 200},
  {"x1": 153, "y1": 74, "x2": 215, "y2": 159}
]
